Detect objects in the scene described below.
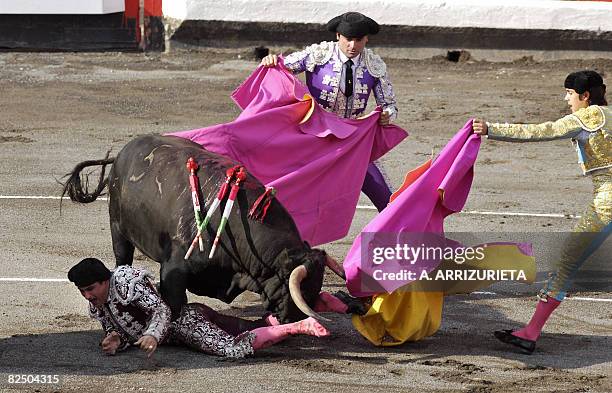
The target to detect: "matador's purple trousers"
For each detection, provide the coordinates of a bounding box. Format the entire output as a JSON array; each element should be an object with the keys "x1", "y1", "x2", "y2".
[{"x1": 362, "y1": 162, "x2": 392, "y2": 212}]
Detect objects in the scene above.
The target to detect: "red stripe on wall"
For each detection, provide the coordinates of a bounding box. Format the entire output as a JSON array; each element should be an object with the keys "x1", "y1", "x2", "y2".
[
  {"x1": 123, "y1": 0, "x2": 163, "y2": 44},
  {"x1": 145, "y1": 0, "x2": 163, "y2": 17},
  {"x1": 123, "y1": 0, "x2": 141, "y2": 43},
  {"x1": 124, "y1": 0, "x2": 139, "y2": 18}
]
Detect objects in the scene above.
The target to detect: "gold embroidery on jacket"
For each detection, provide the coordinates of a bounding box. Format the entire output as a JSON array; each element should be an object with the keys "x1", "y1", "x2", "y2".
[{"x1": 488, "y1": 105, "x2": 612, "y2": 174}]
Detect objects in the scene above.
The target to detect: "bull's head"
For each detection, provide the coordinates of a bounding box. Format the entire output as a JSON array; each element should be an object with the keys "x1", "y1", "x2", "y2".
[{"x1": 263, "y1": 246, "x2": 328, "y2": 323}]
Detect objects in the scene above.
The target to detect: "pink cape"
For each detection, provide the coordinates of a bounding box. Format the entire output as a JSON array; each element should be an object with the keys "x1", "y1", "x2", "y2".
[
  {"x1": 344, "y1": 121, "x2": 482, "y2": 296},
  {"x1": 167, "y1": 60, "x2": 408, "y2": 245}
]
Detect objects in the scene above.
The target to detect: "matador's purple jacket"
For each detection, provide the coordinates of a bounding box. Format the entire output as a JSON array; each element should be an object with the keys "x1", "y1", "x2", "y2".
[{"x1": 284, "y1": 41, "x2": 398, "y2": 120}]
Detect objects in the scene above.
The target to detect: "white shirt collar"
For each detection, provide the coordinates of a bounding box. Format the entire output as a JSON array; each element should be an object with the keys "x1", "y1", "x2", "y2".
[{"x1": 337, "y1": 46, "x2": 360, "y2": 65}]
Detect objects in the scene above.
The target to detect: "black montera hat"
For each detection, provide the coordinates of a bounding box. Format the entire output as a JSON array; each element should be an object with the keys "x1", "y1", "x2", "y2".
[
  {"x1": 68, "y1": 258, "x2": 111, "y2": 287},
  {"x1": 326, "y1": 12, "x2": 380, "y2": 38},
  {"x1": 564, "y1": 70, "x2": 605, "y2": 94}
]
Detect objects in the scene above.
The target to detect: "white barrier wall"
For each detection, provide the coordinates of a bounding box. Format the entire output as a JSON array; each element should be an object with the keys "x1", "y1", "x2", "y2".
[
  {"x1": 163, "y1": 0, "x2": 612, "y2": 32},
  {"x1": 0, "y1": 0, "x2": 124, "y2": 14}
]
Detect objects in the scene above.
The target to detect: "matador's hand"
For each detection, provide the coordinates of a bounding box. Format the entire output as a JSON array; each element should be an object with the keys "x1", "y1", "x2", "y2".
[
  {"x1": 379, "y1": 111, "x2": 391, "y2": 126},
  {"x1": 472, "y1": 119, "x2": 488, "y2": 135},
  {"x1": 261, "y1": 54, "x2": 278, "y2": 68},
  {"x1": 135, "y1": 335, "x2": 158, "y2": 358},
  {"x1": 101, "y1": 331, "x2": 121, "y2": 355}
]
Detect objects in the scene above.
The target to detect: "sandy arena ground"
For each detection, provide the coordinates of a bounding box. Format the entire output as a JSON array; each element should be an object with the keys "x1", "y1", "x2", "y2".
[{"x1": 0, "y1": 48, "x2": 610, "y2": 392}]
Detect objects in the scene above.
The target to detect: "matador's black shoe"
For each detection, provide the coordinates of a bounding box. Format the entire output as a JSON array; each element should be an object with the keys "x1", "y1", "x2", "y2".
[
  {"x1": 494, "y1": 329, "x2": 536, "y2": 354},
  {"x1": 333, "y1": 290, "x2": 367, "y2": 316}
]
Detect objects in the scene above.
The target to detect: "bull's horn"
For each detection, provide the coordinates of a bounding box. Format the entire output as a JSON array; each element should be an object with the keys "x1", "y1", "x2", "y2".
[
  {"x1": 289, "y1": 265, "x2": 331, "y2": 322},
  {"x1": 325, "y1": 255, "x2": 346, "y2": 280}
]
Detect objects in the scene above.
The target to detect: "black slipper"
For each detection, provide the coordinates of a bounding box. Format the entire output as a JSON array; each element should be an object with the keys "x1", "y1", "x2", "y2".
[
  {"x1": 494, "y1": 329, "x2": 536, "y2": 354},
  {"x1": 333, "y1": 290, "x2": 367, "y2": 315}
]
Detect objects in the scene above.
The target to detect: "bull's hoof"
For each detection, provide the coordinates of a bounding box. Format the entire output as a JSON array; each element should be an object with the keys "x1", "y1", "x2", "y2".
[{"x1": 333, "y1": 291, "x2": 367, "y2": 316}]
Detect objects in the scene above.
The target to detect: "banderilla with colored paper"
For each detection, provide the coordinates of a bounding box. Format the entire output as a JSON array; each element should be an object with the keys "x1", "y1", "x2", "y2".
[
  {"x1": 184, "y1": 165, "x2": 241, "y2": 260},
  {"x1": 186, "y1": 157, "x2": 204, "y2": 252},
  {"x1": 209, "y1": 167, "x2": 247, "y2": 258}
]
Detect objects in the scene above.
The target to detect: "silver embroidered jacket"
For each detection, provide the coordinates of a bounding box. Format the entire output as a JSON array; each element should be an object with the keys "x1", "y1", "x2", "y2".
[
  {"x1": 89, "y1": 266, "x2": 171, "y2": 351},
  {"x1": 284, "y1": 41, "x2": 398, "y2": 120},
  {"x1": 88, "y1": 266, "x2": 256, "y2": 358}
]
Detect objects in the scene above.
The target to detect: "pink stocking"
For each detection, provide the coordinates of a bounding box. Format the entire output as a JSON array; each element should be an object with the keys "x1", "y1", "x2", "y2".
[
  {"x1": 513, "y1": 298, "x2": 561, "y2": 341},
  {"x1": 265, "y1": 314, "x2": 280, "y2": 326},
  {"x1": 251, "y1": 317, "x2": 330, "y2": 350},
  {"x1": 313, "y1": 291, "x2": 348, "y2": 313}
]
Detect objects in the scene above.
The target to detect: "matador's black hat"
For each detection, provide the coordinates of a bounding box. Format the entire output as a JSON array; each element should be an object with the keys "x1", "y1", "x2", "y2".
[
  {"x1": 327, "y1": 12, "x2": 380, "y2": 38},
  {"x1": 564, "y1": 70, "x2": 605, "y2": 94},
  {"x1": 68, "y1": 258, "x2": 111, "y2": 287}
]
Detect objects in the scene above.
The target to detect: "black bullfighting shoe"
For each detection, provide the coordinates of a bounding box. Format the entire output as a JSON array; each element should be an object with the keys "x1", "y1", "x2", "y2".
[
  {"x1": 333, "y1": 291, "x2": 367, "y2": 315},
  {"x1": 494, "y1": 329, "x2": 536, "y2": 354}
]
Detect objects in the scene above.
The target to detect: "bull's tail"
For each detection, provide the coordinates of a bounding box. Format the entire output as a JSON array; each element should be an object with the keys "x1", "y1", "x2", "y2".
[{"x1": 61, "y1": 151, "x2": 115, "y2": 204}]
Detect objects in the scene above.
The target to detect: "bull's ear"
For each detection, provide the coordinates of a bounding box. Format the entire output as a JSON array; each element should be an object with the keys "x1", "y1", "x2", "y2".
[
  {"x1": 286, "y1": 246, "x2": 325, "y2": 276},
  {"x1": 302, "y1": 249, "x2": 327, "y2": 277}
]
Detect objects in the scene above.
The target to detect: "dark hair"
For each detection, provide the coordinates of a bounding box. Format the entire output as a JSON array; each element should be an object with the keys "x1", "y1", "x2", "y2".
[
  {"x1": 564, "y1": 70, "x2": 607, "y2": 106},
  {"x1": 587, "y1": 85, "x2": 608, "y2": 106}
]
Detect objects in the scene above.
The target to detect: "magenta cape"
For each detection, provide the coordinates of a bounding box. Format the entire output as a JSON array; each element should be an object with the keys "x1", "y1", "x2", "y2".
[
  {"x1": 344, "y1": 121, "x2": 482, "y2": 296},
  {"x1": 167, "y1": 61, "x2": 408, "y2": 246}
]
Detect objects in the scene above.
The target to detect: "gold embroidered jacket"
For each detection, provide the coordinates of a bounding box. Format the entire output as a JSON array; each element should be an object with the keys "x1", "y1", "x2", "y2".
[{"x1": 487, "y1": 105, "x2": 612, "y2": 174}]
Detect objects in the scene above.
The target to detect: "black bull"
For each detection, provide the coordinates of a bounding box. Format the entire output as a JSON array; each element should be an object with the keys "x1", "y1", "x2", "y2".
[{"x1": 63, "y1": 135, "x2": 344, "y2": 322}]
